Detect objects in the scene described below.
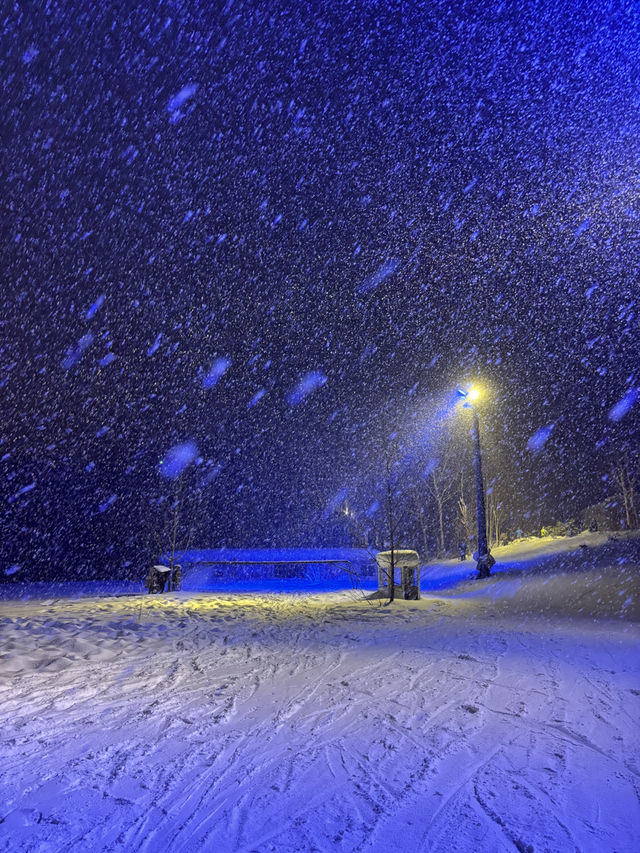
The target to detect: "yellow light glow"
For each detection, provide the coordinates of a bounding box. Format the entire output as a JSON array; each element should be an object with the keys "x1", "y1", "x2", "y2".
[{"x1": 467, "y1": 387, "x2": 480, "y2": 402}]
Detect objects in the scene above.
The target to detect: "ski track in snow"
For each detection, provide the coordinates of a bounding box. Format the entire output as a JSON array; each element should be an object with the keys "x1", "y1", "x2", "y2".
[{"x1": 0, "y1": 591, "x2": 638, "y2": 852}]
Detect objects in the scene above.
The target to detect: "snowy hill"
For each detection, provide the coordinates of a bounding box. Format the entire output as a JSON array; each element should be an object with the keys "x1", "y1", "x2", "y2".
[
  {"x1": 0, "y1": 533, "x2": 638, "y2": 851},
  {"x1": 419, "y1": 530, "x2": 640, "y2": 620}
]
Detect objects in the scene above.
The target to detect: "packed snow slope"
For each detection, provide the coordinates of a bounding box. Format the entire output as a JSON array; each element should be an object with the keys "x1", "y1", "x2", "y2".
[
  {"x1": 1, "y1": 533, "x2": 639, "y2": 852},
  {"x1": 419, "y1": 531, "x2": 640, "y2": 621}
]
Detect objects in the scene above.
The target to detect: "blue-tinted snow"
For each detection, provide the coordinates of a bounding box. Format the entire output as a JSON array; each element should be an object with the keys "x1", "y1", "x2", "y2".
[
  {"x1": 527, "y1": 424, "x2": 555, "y2": 453},
  {"x1": 609, "y1": 388, "x2": 638, "y2": 422},
  {"x1": 286, "y1": 371, "x2": 327, "y2": 405},
  {"x1": 247, "y1": 388, "x2": 266, "y2": 408},
  {"x1": 159, "y1": 441, "x2": 199, "y2": 479},
  {"x1": 167, "y1": 83, "x2": 198, "y2": 113},
  {"x1": 61, "y1": 333, "x2": 94, "y2": 370},
  {"x1": 8, "y1": 482, "x2": 36, "y2": 503},
  {"x1": 85, "y1": 295, "x2": 105, "y2": 320},
  {"x1": 202, "y1": 357, "x2": 232, "y2": 389},
  {"x1": 359, "y1": 258, "x2": 401, "y2": 294},
  {"x1": 147, "y1": 334, "x2": 163, "y2": 356},
  {"x1": 98, "y1": 494, "x2": 117, "y2": 512}
]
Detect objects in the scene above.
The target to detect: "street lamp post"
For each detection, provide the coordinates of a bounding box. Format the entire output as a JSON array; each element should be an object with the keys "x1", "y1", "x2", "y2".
[{"x1": 458, "y1": 387, "x2": 495, "y2": 579}]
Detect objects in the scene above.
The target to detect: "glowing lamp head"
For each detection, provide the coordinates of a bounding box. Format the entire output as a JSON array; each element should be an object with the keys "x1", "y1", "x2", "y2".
[{"x1": 456, "y1": 385, "x2": 481, "y2": 408}]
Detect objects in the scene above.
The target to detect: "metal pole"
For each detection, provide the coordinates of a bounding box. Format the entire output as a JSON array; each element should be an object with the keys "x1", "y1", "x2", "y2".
[{"x1": 471, "y1": 406, "x2": 492, "y2": 578}]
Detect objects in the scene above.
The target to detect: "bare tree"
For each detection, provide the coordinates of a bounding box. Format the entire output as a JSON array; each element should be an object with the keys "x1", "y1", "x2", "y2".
[
  {"x1": 152, "y1": 477, "x2": 198, "y2": 591},
  {"x1": 411, "y1": 489, "x2": 431, "y2": 560},
  {"x1": 424, "y1": 443, "x2": 458, "y2": 556},
  {"x1": 487, "y1": 490, "x2": 505, "y2": 548},
  {"x1": 166, "y1": 492, "x2": 192, "y2": 590},
  {"x1": 612, "y1": 460, "x2": 638, "y2": 530},
  {"x1": 456, "y1": 472, "x2": 474, "y2": 547},
  {"x1": 382, "y1": 451, "x2": 400, "y2": 602},
  {"x1": 339, "y1": 501, "x2": 370, "y2": 547},
  {"x1": 364, "y1": 435, "x2": 412, "y2": 603}
]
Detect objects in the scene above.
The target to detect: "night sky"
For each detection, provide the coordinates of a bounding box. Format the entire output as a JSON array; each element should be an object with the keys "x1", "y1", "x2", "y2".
[{"x1": 2, "y1": 0, "x2": 639, "y2": 579}]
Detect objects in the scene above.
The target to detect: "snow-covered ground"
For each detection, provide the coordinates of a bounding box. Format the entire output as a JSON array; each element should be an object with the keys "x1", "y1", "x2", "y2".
[{"x1": 1, "y1": 534, "x2": 639, "y2": 852}]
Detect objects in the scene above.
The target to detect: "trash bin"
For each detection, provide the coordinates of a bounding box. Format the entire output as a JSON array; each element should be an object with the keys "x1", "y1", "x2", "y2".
[{"x1": 145, "y1": 564, "x2": 172, "y2": 594}]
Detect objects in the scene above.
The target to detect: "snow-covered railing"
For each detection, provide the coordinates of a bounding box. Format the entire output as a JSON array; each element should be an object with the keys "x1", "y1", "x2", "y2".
[{"x1": 183, "y1": 558, "x2": 365, "y2": 587}]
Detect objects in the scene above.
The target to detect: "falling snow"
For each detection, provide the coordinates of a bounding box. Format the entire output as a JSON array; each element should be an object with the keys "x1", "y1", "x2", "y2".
[
  {"x1": 286, "y1": 370, "x2": 328, "y2": 405},
  {"x1": 202, "y1": 356, "x2": 232, "y2": 389},
  {"x1": 526, "y1": 423, "x2": 555, "y2": 453},
  {"x1": 5, "y1": 1, "x2": 637, "y2": 578},
  {"x1": 158, "y1": 441, "x2": 199, "y2": 479},
  {"x1": 2, "y1": 1, "x2": 640, "y2": 848}
]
